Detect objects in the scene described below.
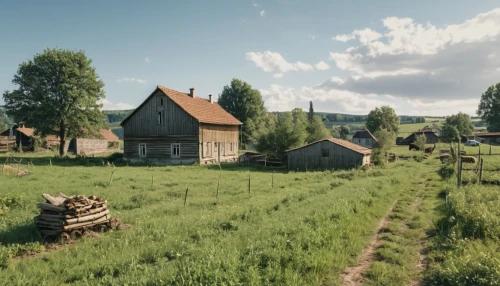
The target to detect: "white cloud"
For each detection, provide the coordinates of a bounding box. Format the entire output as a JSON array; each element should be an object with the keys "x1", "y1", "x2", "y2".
[
  {"x1": 315, "y1": 61, "x2": 330, "y2": 70},
  {"x1": 329, "y1": 76, "x2": 345, "y2": 85},
  {"x1": 100, "y1": 99, "x2": 135, "y2": 110},
  {"x1": 260, "y1": 10, "x2": 265, "y2": 16},
  {"x1": 308, "y1": 34, "x2": 316, "y2": 40},
  {"x1": 325, "y1": 8, "x2": 500, "y2": 102},
  {"x1": 273, "y1": 73, "x2": 284, "y2": 79},
  {"x1": 252, "y1": 3, "x2": 260, "y2": 7},
  {"x1": 117, "y1": 78, "x2": 147, "y2": 84},
  {"x1": 334, "y1": 34, "x2": 355, "y2": 42},
  {"x1": 246, "y1": 51, "x2": 314, "y2": 73},
  {"x1": 144, "y1": 57, "x2": 150, "y2": 64}
]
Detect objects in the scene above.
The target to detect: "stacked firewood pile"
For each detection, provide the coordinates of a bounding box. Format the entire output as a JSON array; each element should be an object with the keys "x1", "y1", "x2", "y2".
[{"x1": 34, "y1": 193, "x2": 123, "y2": 240}]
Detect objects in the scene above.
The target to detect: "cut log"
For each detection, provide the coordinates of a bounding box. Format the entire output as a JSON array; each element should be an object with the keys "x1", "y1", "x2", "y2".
[
  {"x1": 36, "y1": 203, "x2": 66, "y2": 213},
  {"x1": 42, "y1": 193, "x2": 67, "y2": 206},
  {"x1": 65, "y1": 209, "x2": 110, "y2": 225},
  {"x1": 63, "y1": 215, "x2": 110, "y2": 230}
]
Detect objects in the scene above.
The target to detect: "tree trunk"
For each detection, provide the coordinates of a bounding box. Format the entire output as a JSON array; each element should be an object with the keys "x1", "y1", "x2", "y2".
[{"x1": 59, "y1": 119, "x2": 66, "y2": 157}]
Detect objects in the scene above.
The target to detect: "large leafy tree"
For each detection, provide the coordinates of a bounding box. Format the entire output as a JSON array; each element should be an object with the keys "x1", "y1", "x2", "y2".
[
  {"x1": 255, "y1": 112, "x2": 304, "y2": 160},
  {"x1": 477, "y1": 83, "x2": 500, "y2": 132},
  {"x1": 366, "y1": 106, "x2": 399, "y2": 134},
  {"x1": 306, "y1": 115, "x2": 330, "y2": 143},
  {"x1": 374, "y1": 129, "x2": 396, "y2": 151},
  {"x1": 291, "y1": 108, "x2": 308, "y2": 144},
  {"x1": 3, "y1": 49, "x2": 106, "y2": 156},
  {"x1": 441, "y1": 112, "x2": 474, "y2": 140},
  {"x1": 339, "y1": 125, "x2": 350, "y2": 140},
  {"x1": 218, "y1": 79, "x2": 266, "y2": 147}
]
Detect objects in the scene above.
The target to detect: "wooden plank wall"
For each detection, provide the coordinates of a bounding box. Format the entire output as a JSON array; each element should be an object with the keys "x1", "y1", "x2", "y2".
[
  {"x1": 199, "y1": 124, "x2": 239, "y2": 162},
  {"x1": 75, "y1": 138, "x2": 108, "y2": 154},
  {"x1": 123, "y1": 90, "x2": 199, "y2": 137},
  {"x1": 124, "y1": 136, "x2": 198, "y2": 160},
  {"x1": 287, "y1": 141, "x2": 369, "y2": 170}
]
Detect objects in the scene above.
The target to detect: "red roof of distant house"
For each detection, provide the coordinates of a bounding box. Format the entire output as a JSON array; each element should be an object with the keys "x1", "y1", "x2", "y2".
[
  {"x1": 473, "y1": 132, "x2": 500, "y2": 137},
  {"x1": 286, "y1": 138, "x2": 372, "y2": 155},
  {"x1": 121, "y1": 86, "x2": 242, "y2": 126},
  {"x1": 8, "y1": 127, "x2": 118, "y2": 142},
  {"x1": 99, "y1": 129, "x2": 120, "y2": 142}
]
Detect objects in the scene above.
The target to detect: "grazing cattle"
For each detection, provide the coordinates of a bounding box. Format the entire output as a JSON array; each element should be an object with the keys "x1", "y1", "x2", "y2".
[
  {"x1": 460, "y1": 156, "x2": 477, "y2": 163},
  {"x1": 409, "y1": 143, "x2": 420, "y2": 151}
]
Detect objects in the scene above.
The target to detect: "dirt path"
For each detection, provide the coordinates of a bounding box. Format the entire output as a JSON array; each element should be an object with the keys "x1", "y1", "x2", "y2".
[
  {"x1": 340, "y1": 203, "x2": 395, "y2": 286},
  {"x1": 408, "y1": 196, "x2": 428, "y2": 286}
]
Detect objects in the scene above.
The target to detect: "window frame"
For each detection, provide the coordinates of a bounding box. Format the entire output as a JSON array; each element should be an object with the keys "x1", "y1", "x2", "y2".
[
  {"x1": 171, "y1": 143, "x2": 181, "y2": 159},
  {"x1": 160, "y1": 97, "x2": 164, "y2": 106},
  {"x1": 321, "y1": 148, "x2": 329, "y2": 158},
  {"x1": 138, "y1": 143, "x2": 147, "y2": 158},
  {"x1": 158, "y1": 111, "x2": 163, "y2": 124}
]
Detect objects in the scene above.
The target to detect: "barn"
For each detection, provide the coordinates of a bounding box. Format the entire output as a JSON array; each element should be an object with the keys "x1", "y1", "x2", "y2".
[
  {"x1": 403, "y1": 130, "x2": 440, "y2": 144},
  {"x1": 352, "y1": 129, "x2": 379, "y2": 148},
  {"x1": 473, "y1": 132, "x2": 500, "y2": 145},
  {"x1": 286, "y1": 138, "x2": 372, "y2": 171},
  {"x1": 120, "y1": 85, "x2": 242, "y2": 165},
  {"x1": 68, "y1": 129, "x2": 120, "y2": 155}
]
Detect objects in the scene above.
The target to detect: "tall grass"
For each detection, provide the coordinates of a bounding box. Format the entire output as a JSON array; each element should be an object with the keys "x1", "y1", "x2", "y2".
[{"x1": 0, "y1": 154, "x2": 431, "y2": 285}]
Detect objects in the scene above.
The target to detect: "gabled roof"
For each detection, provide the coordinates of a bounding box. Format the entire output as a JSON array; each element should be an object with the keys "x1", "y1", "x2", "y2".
[
  {"x1": 473, "y1": 132, "x2": 500, "y2": 137},
  {"x1": 352, "y1": 129, "x2": 378, "y2": 142},
  {"x1": 121, "y1": 86, "x2": 242, "y2": 126},
  {"x1": 286, "y1": 138, "x2": 372, "y2": 155},
  {"x1": 404, "y1": 130, "x2": 438, "y2": 140}
]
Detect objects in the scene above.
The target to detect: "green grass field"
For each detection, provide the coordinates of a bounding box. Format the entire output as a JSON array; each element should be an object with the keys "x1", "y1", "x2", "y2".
[{"x1": 1, "y1": 145, "x2": 499, "y2": 285}]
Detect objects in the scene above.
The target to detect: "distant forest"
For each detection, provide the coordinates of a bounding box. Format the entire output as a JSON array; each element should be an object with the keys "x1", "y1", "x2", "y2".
[{"x1": 103, "y1": 110, "x2": 133, "y2": 123}]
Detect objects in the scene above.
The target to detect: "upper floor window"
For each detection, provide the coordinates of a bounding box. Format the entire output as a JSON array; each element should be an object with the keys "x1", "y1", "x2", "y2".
[
  {"x1": 321, "y1": 148, "x2": 329, "y2": 157},
  {"x1": 160, "y1": 98, "x2": 164, "y2": 106}
]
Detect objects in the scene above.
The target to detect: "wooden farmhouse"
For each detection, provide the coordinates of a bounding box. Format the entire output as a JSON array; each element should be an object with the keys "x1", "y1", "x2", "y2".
[
  {"x1": 120, "y1": 85, "x2": 242, "y2": 165},
  {"x1": 286, "y1": 138, "x2": 372, "y2": 171},
  {"x1": 352, "y1": 129, "x2": 379, "y2": 149},
  {"x1": 403, "y1": 130, "x2": 440, "y2": 144}
]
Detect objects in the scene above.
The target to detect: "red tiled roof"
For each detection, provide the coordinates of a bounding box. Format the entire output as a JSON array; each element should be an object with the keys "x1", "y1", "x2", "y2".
[
  {"x1": 473, "y1": 132, "x2": 500, "y2": 137},
  {"x1": 287, "y1": 138, "x2": 372, "y2": 155},
  {"x1": 99, "y1": 129, "x2": 120, "y2": 142},
  {"x1": 121, "y1": 86, "x2": 242, "y2": 126},
  {"x1": 157, "y1": 86, "x2": 242, "y2": 125}
]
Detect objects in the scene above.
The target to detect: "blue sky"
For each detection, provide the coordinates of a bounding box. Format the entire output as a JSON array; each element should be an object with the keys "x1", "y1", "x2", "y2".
[{"x1": 1, "y1": 0, "x2": 500, "y2": 115}]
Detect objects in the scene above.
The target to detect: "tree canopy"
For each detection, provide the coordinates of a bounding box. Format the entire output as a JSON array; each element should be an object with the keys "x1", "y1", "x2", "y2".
[
  {"x1": 442, "y1": 112, "x2": 474, "y2": 140},
  {"x1": 306, "y1": 115, "x2": 330, "y2": 143},
  {"x1": 477, "y1": 83, "x2": 500, "y2": 132},
  {"x1": 374, "y1": 129, "x2": 396, "y2": 151},
  {"x1": 339, "y1": 125, "x2": 350, "y2": 140},
  {"x1": 366, "y1": 106, "x2": 399, "y2": 134},
  {"x1": 3, "y1": 49, "x2": 106, "y2": 156},
  {"x1": 218, "y1": 79, "x2": 266, "y2": 146},
  {"x1": 308, "y1": 101, "x2": 314, "y2": 124}
]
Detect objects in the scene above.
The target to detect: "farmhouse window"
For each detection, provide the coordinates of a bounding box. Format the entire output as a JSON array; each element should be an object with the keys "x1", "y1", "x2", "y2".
[
  {"x1": 160, "y1": 97, "x2": 164, "y2": 106},
  {"x1": 230, "y1": 142, "x2": 233, "y2": 153},
  {"x1": 207, "y1": 142, "x2": 212, "y2": 156},
  {"x1": 321, "y1": 148, "x2": 329, "y2": 157},
  {"x1": 172, "y1": 143, "x2": 180, "y2": 158},
  {"x1": 139, "y1": 143, "x2": 147, "y2": 158},
  {"x1": 221, "y1": 143, "x2": 225, "y2": 155},
  {"x1": 158, "y1": 112, "x2": 163, "y2": 124}
]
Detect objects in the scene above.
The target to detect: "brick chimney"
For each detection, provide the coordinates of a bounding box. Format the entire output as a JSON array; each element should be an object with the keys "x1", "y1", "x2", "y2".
[
  {"x1": 189, "y1": 88, "x2": 195, "y2": 98},
  {"x1": 209, "y1": 94, "x2": 213, "y2": 104}
]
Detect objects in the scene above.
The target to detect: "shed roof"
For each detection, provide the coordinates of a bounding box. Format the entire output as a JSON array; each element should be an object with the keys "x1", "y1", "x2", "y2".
[
  {"x1": 352, "y1": 129, "x2": 378, "y2": 141},
  {"x1": 98, "y1": 129, "x2": 120, "y2": 142},
  {"x1": 6, "y1": 127, "x2": 118, "y2": 142},
  {"x1": 121, "y1": 86, "x2": 242, "y2": 126},
  {"x1": 286, "y1": 138, "x2": 372, "y2": 155},
  {"x1": 473, "y1": 132, "x2": 500, "y2": 137}
]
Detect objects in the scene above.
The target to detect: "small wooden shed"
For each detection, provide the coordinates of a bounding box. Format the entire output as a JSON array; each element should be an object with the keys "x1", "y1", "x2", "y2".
[
  {"x1": 286, "y1": 138, "x2": 372, "y2": 171},
  {"x1": 352, "y1": 129, "x2": 379, "y2": 149}
]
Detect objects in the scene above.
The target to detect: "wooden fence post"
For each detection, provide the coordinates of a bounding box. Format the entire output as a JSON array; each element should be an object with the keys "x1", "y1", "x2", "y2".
[
  {"x1": 108, "y1": 169, "x2": 115, "y2": 187},
  {"x1": 49, "y1": 158, "x2": 52, "y2": 167},
  {"x1": 479, "y1": 158, "x2": 484, "y2": 184},
  {"x1": 216, "y1": 180, "x2": 220, "y2": 199},
  {"x1": 248, "y1": 174, "x2": 251, "y2": 193},
  {"x1": 272, "y1": 173, "x2": 274, "y2": 189},
  {"x1": 184, "y1": 187, "x2": 189, "y2": 206},
  {"x1": 458, "y1": 160, "x2": 462, "y2": 187}
]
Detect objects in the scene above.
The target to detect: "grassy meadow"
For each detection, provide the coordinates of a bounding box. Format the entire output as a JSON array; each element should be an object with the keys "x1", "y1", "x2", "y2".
[{"x1": 1, "y1": 141, "x2": 499, "y2": 285}]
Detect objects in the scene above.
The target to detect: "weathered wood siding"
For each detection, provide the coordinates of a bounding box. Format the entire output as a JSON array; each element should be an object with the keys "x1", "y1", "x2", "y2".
[
  {"x1": 352, "y1": 138, "x2": 377, "y2": 148},
  {"x1": 123, "y1": 90, "x2": 199, "y2": 137},
  {"x1": 287, "y1": 141, "x2": 370, "y2": 170},
  {"x1": 124, "y1": 136, "x2": 199, "y2": 164},
  {"x1": 199, "y1": 124, "x2": 239, "y2": 163},
  {"x1": 74, "y1": 138, "x2": 108, "y2": 154}
]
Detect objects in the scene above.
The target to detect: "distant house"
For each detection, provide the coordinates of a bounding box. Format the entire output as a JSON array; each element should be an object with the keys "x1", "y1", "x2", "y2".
[
  {"x1": 396, "y1": 137, "x2": 405, "y2": 145},
  {"x1": 352, "y1": 129, "x2": 379, "y2": 149},
  {"x1": 120, "y1": 86, "x2": 242, "y2": 165},
  {"x1": 68, "y1": 129, "x2": 120, "y2": 155},
  {"x1": 403, "y1": 130, "x2": 440, "y2": 144},
  {"x1": 286, "y1": 138, "x2": 372, "y2": 171},
  {"x1": 0, "y1": 125, "x2": 119, "y2": 154},
  {"x1": 473, "y1": 132, "x2": 500, "y2": 144}
]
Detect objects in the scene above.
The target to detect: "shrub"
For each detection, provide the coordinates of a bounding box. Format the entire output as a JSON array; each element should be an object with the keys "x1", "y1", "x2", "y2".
[{"x1": 438, "y1": 164, "x2": 455, "y2": 181}]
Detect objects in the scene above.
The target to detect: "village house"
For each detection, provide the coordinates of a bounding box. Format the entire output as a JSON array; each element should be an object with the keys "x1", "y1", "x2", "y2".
[
  {"x1": 120, "y1": 86, "x2": 242, "y2": 165},
  {"x1": 286, "y1": 138, "x2": 372, "y2": 171},
  {"x1": 473, "y1": 132, "x2": 500, "y2": 144},
  {"x1": 351, "y1": 129, "x2": 379, "y2": 149},
  {"x1": 0, "y1": 125, "x2": 119, "y2": 154},
  {"x1": 403, "y1": 130, "x2": 440, "y2": 144}
]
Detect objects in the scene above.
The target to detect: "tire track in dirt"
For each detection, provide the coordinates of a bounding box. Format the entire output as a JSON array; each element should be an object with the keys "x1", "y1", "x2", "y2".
[{"x1": 339, "y1": 202, "x2": 395, "y2": 286}]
